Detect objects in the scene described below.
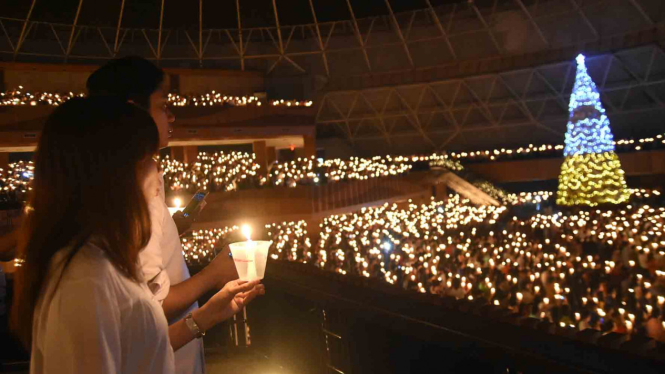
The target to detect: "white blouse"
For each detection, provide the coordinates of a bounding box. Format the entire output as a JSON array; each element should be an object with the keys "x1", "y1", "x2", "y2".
[
  {"x1": 139, "y1": 172, "x2": 205, "y2": 374},
  {"x1": 31, "y1": 243, "x2": 175, "y2": 374}
]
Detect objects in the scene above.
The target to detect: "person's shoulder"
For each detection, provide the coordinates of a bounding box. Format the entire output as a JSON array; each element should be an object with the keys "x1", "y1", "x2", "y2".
[
  {"x1": 146, "y1": 194, "x2": 170, "y2": 223},
  {"x1": 60, "y1": 242, "x2": 126, "y2": 285},
  {"x1": 147, "y1": 193, "x2": 167, "y2": 212},
  {"x1": 55, "y1": 243, "x2": 148, "y2": 307}
]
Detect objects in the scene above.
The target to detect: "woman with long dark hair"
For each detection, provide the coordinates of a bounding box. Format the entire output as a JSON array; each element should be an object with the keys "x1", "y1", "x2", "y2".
[{"x1": 11, "y1": 97, "x2": 256, "y2": 373}]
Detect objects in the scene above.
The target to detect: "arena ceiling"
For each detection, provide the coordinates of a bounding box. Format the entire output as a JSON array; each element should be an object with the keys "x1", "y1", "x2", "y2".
[
  {"x1": 318, "y1": 44, "x2": 665, "y2": 154},
  {"x1": 1, "y1": 0, "x2": 452, "y2": 28},
  {"x1": 0, "y1": 0, "x2": 664, "y2": 154}
]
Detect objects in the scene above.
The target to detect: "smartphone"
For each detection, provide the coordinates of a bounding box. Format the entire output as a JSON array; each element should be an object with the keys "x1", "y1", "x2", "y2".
[{"x1": 182, "y1": 190, "x2": 209, "y2": 217}]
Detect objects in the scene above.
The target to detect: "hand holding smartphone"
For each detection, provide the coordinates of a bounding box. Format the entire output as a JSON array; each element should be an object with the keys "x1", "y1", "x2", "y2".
[{"x1": 182, "y1": 190, "x2": 209, "y2": 217}]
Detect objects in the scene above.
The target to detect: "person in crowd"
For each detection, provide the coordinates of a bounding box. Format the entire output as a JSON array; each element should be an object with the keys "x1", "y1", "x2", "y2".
[
  {"x1": 11, "y1": 98, "x2": 260, "y2": 373},
  {"x1": 645, "y1": 308, "x2": 665, "y2": 342},
  {"x1": 578, "y1": 311, "x2": 592, "y2": 331},
  {"x1": 86, "y1": 56, "x2": 264, "y2": 374}
]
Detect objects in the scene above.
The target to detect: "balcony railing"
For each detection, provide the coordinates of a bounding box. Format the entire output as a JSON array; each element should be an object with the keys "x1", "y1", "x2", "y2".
[{"x1": 230, "y1": 260, "x2": 665, "y2": 374}]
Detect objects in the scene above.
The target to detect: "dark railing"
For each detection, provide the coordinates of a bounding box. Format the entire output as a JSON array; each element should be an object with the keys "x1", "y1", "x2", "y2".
[
  {"x1": 310, "y1": 173, "x2": 428, "y2": 214},
  {"x1": 239, "y1": 261, "x2": 665, "y2": 374}
]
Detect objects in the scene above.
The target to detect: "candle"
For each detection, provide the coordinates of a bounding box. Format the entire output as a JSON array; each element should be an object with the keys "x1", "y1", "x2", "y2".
[
  {"x1": 229, "y1": 225, "x2": 272, "y2": 281},
  {"x1": 242, "y1": 225, "x2": 258, "y2": 280}
]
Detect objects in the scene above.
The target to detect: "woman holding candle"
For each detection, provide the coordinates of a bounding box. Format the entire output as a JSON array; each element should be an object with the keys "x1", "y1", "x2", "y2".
[
  {"x1": 87, "y1": 56, "x2": 264, "y2": 374},
  {"x1": 10, "y1": 97, "x2": 259, "y2": 373}
]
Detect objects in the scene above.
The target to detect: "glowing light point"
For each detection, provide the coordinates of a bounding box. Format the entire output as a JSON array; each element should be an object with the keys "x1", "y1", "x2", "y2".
[
  {"x1": 576, "y1": 53, "x2": 585, "y2": 65},
  {"x1": 241, "y1": 224, "x2": 252, "y2": 241}
]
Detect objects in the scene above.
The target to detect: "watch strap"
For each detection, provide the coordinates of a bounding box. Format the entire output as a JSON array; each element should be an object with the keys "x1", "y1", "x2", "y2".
[{"x1": 184, "y1": 312, "x2": 205, "y2": 339}]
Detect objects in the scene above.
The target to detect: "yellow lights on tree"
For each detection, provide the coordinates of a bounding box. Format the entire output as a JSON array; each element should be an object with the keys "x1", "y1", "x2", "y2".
[{"x1": 557, "y1": 152, "x2": 631, "y2": 206}]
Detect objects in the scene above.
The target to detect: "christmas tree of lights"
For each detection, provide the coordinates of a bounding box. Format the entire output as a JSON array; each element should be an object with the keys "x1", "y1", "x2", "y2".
[{"x1": 556, "y1": 54, "x2": 631, "y2": 206}]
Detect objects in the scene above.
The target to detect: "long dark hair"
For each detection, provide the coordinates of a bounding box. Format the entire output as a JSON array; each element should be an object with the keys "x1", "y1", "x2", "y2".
[{"x1": 11, "y1": 96, "x2": 160, "y2": 347}]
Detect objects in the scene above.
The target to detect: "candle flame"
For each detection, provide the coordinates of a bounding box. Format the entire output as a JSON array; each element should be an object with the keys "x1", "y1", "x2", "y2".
[
  {"x1": 241, "y1": 225, "x2": 252, "y2": 241},
  {"x1": 174, "y1": 198, "x2": 182, "y2": 209}
]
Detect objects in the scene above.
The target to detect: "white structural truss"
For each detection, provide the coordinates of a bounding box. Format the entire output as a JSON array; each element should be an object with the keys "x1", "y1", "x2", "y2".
[
  {"x1": 0, "y1": 0, "x2": 660, "y2": 73},
  {"x1": 0, "y1": 0, "x2": 664, "y2": 154}
]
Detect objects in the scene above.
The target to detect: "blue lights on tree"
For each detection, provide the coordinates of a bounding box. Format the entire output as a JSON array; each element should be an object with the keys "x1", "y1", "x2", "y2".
[{"x1": 563, "y1": 54, "x2": 615, "y2": 157}]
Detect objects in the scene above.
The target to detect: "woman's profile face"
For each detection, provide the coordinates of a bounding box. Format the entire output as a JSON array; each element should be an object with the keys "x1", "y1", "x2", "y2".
[
  {"x1": 149, "y1": 83, "x2": 175, "y2": 149},
  {"x1": 138, "y1": 157, "x2": 160, "y2": 200}
]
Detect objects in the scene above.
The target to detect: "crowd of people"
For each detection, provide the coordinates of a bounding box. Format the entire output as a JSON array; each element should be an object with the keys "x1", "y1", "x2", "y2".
[
  {"x1": 166, "y1": 92, "x2": 262, "y2": 107},
  {"x1": 181, "y1": 190, "x2": 665, "y2": 342},
  {"x1": 0, "y1": 151, "x2": 472, "y2": 210},
  {"x1": 268, "y1": 156, "x2": 414, "y2": 188},
  {"x1": 0, "y1": 141, "x2": 649, "y2": 209},
  {"x1": 182, "y1": 221, "x2": 311, "y2": 266},
  {"x1": 159, "y1": 154, "x2": 418, "y2": 194},
  {"x1": 447, "y1": 133, "x2": 665, "y2": 164},
  {"x1": 0, "y1": 161, "x2": 33, "y2": 209},
  {"x1": 266, "y1": 221, "x2": 312, "y2": 262},
  {"x1": 0, "y1": 152, "x2": 443, "y2": 204},
  {"x1": 166, "y1": 92, "x2": 313, "y2": 108},
  {"x1": 0, "y1": 86, "x2": 312, "y2": 108},
  {"x1": 311, "y1": 192, "x2": 665, "y2": 341},
  {"x1": 160, "y1": 152, "x2": 262, "y2": 193}
]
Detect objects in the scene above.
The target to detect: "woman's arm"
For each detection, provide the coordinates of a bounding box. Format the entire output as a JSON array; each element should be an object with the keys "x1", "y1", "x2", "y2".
[
  {"x1": 168, "y1": 279, "x2": 262, "y2": 351},
  {"x1": 161, "y1": 246, "x2": 239, "y2": 321},
  {"x1": 142, "y1": 198, "x2": 239, "y2": 320}
]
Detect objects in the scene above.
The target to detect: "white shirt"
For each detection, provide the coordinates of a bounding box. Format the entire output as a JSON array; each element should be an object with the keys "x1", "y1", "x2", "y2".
[
  {"x1": 140, "y1": 173, "x2": 205, "y2": 374},
  {"x1": 31, "y1": 243, "x2": 174, "y2": 374}
]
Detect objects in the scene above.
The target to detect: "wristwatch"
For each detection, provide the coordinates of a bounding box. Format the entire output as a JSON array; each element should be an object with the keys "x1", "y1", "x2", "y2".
[{"x1": 184, "y1": 313, "x2": 205, "y2": 339}]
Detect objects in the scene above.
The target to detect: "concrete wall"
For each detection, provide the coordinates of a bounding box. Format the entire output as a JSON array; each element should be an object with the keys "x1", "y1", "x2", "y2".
[
  {"x1": 5, "y1": 69, "x2": 90, "y2": 93},
  {"x1": 317, "y1": 138, "x2": 356, "y2": 159},
  {"x1": 177, "y1": 71, "x2": 264, "y2": 96}
]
